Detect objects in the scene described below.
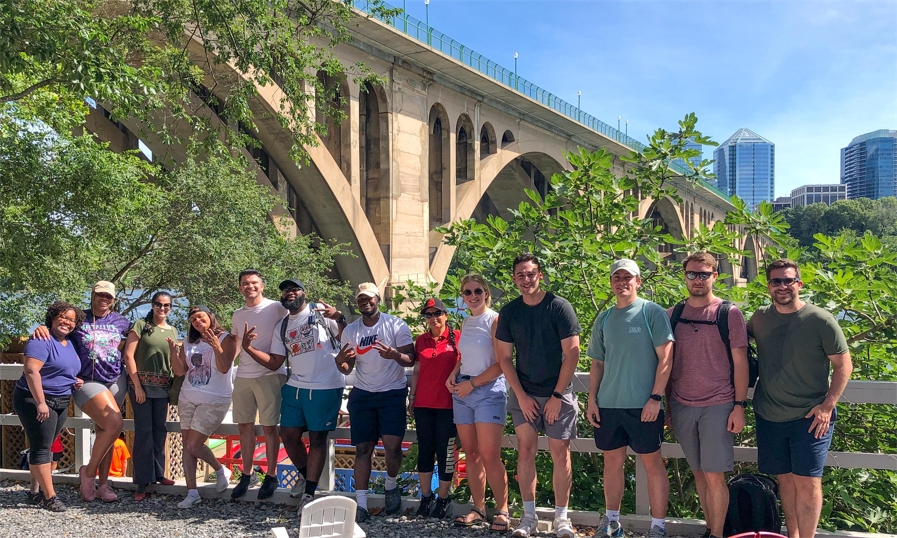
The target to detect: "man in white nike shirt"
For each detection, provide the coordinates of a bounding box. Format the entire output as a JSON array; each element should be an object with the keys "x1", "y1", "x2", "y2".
[{"x1": 336, "y1": 282, "x2": 416, "y2": 523}]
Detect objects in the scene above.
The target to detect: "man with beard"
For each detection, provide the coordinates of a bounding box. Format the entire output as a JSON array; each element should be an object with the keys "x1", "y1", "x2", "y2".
[
  {"x1": 335, "y1": 282, "x2": 416, "y2": 523},
  {"x1": 241, "y1": 278, "x2": 348, "y2": 513},
  {"x1": 748, "y1": 259, "x2": 852, "y2": 538},
  {"x1": 666, "y1": 252, "x2": 749, "y2": 538}
]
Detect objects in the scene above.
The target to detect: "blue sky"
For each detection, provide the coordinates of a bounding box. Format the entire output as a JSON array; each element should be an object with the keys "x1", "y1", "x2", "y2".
[{"x1": 397, "y1": 0, "x2": 897, "y2": 198}]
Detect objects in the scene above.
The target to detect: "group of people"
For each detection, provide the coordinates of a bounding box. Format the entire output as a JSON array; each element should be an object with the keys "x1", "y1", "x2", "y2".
[{"x1": 13, "y1": 254, "x2": 850, "y2": 538}]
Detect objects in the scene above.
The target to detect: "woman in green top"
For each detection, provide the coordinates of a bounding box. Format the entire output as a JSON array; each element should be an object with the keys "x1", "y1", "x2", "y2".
[{"x1": 122, "y1": 291, "x2": 178, "y2": 500}]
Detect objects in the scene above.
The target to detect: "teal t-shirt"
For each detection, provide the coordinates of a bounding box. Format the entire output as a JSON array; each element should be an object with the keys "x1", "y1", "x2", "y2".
[{"x1": 586, "y1": 298, "x2": 674, "y2": 409}]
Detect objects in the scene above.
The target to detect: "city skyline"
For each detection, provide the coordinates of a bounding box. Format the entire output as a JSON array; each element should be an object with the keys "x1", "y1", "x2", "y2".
[{"x1": 401, "y1": 0, "x2": 896, "y2": 198}]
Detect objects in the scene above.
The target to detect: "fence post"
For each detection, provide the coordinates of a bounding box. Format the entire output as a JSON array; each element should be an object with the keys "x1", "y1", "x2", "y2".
[
  {"x1": 321, "y1": 439, "x2": 336, "y2": 491},
  {"x1": 635, "y1": 455, "x2": 649, "y2": 515},
  {"x1": 73, "y1": 408, "x2": 90, "y2": 470}
]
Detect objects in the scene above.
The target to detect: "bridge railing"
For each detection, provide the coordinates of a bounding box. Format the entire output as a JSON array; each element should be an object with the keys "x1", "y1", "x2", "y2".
[{"x1": 2, "y1": 363, "x2": 894, "y2": 516}]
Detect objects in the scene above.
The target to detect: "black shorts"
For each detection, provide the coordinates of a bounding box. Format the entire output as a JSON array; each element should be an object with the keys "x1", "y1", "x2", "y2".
[
  {"x1": 347, "y1": 387, "x2": 408, "y2": 445},
  {"x1": 593, "y1": 408, "x2": 664, "y2": 454}
]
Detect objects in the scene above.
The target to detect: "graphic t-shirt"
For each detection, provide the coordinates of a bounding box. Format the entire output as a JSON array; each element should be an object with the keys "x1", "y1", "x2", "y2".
[
  {"x1": 495, "y1": 293, "x2": 581, "y2": 397},
  {"x1": 180, "y1": 332, "x2": 234, "y2": 405},
  {"x1": 413, "y1": 326, "x2": 461, "y2": 409},
  {"x1": 748, "y1": 303, "x2": 849, "y2": 422},
  {"x1": 17, "y1": 337, "x2": 82, "y2": 397},
  {"x1": 667, "y1": 298, "x2": 748, "y2": 406},
  {"x1": 72, "y1": 311, "x2": 131, "y2": 383},
  {"x1": 232, "y1": 299, "x2": 288, "y2": 378},
  {"x1": 269, "y1": 305, "x2": 345, "y2": 390},
  {"x1": 587, "y1": 298, "x2": 674, "y2": 409},
  {"x1": 340, "y1": 313, "x2": 413, "y2": 393}
]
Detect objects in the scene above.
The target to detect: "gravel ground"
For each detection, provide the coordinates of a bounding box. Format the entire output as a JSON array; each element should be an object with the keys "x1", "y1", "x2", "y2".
[{"x1": 0, "y1": 480, "x2": 686, "y2": 538}]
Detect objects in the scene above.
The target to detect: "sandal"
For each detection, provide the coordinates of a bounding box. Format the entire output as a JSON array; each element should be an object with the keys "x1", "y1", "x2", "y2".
[
  {"x1": 454, "y1": 506, "x2": 487, "y2": 527},
  {"x1": 490, "y1": 510, "x2": 510, "y2": 533}
]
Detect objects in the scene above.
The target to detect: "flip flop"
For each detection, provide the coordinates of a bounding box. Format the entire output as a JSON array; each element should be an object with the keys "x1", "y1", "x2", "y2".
[
  {"x1": 490, "y1": 510, "x2": 510, "y2": 532},
  {"x1": 454, "y1": 506, "x2": 487, "y2": 527}
]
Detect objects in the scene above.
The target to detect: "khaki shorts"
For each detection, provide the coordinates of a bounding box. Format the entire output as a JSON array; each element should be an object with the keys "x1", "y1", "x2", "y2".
[
  {"x1": 179, "y1": 400, "x2": 230, "y2": 436},
  {"x1": 232, "y1": 374, "x2": 287, "y2": 426}
]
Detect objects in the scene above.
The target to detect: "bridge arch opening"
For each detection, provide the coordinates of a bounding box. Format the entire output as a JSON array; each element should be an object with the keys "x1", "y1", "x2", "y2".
[
  {"x1": 315, "y1": 70, "x2": 351, "y2": 180},
  {"x1": 428, "y1": 103, "x2": 450, "y2": 227},
  {"x1": 471, "y1": 152, "x2": 564, "y2": 223},
  {"x1": 649, "y1": 197, "x2": 685, "y2": 260},
  {"x1": 479, "y1": 122, "x2": 497, "y2": 159},
  {"x1": 359, "y1": 82, "x2": 390, "y2": 253},
  {"x1": 501, "y1": 130, "x2": 515, "y2": 147},
  {"x1": 456, "y1": 113, "x2": 475, "y2": 184}
]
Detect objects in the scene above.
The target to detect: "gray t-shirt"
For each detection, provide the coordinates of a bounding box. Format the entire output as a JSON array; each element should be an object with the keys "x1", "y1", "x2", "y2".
[
  {"x1": 747, "y1": 303, "x2": 848, "y2": 422},
  {"x1": 587, "y1": 298, "x2": 674, "y2": 409}
]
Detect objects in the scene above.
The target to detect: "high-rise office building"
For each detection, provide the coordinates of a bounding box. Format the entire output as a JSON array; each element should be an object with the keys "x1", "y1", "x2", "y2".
[
  {"x1": 790, "y1": 184, "x2": 846, "y2": 208},
  {"x1": 840, "y1": 130, "x2": 897, "y2": 200},
  {"x1": 713, "y1": 128, "x2": 775, "y2": 208},
  {"x1": 771, "y1": 196, "x2": 791, "y2": 212}
]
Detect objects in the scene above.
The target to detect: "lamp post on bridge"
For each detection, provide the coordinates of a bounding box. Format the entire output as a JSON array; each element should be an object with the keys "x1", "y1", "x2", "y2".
[
  {"x1": 625, "y1": 120, "x2": 628, "y2": 137},
  {"x1": 577, "y1": 91, "x2": 581, "y2": 122},
  {"x1": 425, "y1": 0, "x2": 430, "y2": 45},
  {"x1": 514, "y1": 52, "x2": 518, "y2": 90}
]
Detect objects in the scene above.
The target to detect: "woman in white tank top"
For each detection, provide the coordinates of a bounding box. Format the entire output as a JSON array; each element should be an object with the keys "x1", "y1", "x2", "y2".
[{"x1": 446, "y1": 274, "x2": 510, "y2": 531}]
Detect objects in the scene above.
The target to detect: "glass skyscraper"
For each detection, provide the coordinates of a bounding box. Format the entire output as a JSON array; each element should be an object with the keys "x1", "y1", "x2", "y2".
[
  {"x1": 840, "y1": 130, "x2": 897, "y2": 200},
  {"x1": 713, "y1": 128, "x2": 775, "y2": 208}
]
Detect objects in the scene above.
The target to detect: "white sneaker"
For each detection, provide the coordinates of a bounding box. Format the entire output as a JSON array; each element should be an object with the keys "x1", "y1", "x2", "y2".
[
  {"x1": 289, "y1": 473, "x2": 307, "y2": 498},
  {"x1": 648, "y1": 525, "x2": 668, "y2": 538},
  {"x1": 215, "y1": 467, "x2": 232, "y2": 492},
  {"x1": 295, "y1": 493, "x2": 314, "y2": 517},
  {"x1": 512, "y1": 515, "x2": 539, "y2": 537},
  {"x1": 555, "y1": 516, "x2": 576, "y2": 537},
  {"x1": 177, "y1": 491, "x2": 201, "y2": 509}
]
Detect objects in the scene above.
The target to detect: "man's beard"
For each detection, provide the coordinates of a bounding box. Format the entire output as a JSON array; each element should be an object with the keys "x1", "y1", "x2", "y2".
[
  {"x1": 688, "y1": 286, "x2": 710, "y2": 298},
  {"x1": 773, "y1": 291, "x2": 795, "y2": 306},
  {"x1": 281, "y1": 295, "x2": 306, "y2": 311}
]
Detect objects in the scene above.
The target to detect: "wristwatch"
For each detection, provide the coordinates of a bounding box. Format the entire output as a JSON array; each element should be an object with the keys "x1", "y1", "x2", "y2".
[
  {"x1": 735, "y1": 400, "x2": 748, "y2": 408},
  {"x1": 551, "y1": 391, "x2": 563, "y2": 399},
  {"x1": 649, "y1": 393, "x2": 663, "y2": 402}
]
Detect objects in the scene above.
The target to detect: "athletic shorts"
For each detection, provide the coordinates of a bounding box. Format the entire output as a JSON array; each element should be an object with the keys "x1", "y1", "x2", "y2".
[
  {"x1": 281, "y1": 385, "x2": 343, "y2": 432},
  {"x1": 593, "y1": 408, "x2": 664, "y2": 454},
  {"x1": 452, "y1": 375, "x2": 507, "y2": 426},
  {"x1": 508, "y1": 390, "x2": 577, "y2": 440},
  {"x1": 346, "y1": 387, "x2": 407, "y2": 445},
  {"x1": 179, "y1": 400, "x2": 230, "y2": 436},
  {"x1": 756, "y1": 408, "x2": 836, "y2": 478},
  {"x1": 671, "y1": 399, "x2": 735, "y2": 473},
  {"x1": 232, "y1": 374, "x2": 287, "y2": 426},
  {"x1": 73, "y1": 373, "x2": 127, "y2": 408}
]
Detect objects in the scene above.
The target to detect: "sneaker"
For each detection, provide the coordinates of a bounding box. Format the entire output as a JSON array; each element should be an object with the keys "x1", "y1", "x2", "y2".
[
  {"x1": 355, "y1": 507, "x2": 371, "y2": 523},
  {"x1": 648, "y1": 525, "x2": 668, "y2": 538},
  {"x1": 39, "y1": 495, "x2": 66, "y2": 512},
  {"x1": 178, "y1": 491, "x2": 202, "y2": 509},
  {"x1": 78, "y1": 465, "x2": 96, "y2": 502},
  {"x1": 231, "y1": 474, "x2": 253, "y2": 499},
  {"x1": 512, "y1": 515, "x2": 539, "y2": 537},
  {"x1": 598, "y1": 516, "x2": 623, "y2": 538},
  {"x1": 384, "y1": 485, "x2": 402, "y2": 515},
  {"x1": 431, "y1": 496, "x2": 451, "y2": 519},
  {"x1": 415, "y1": 493, "x2": 434, "y2": 518},
  {"x1": 258, "y1": 475, "x2": 279, "y2": 500},
  {"x1": 97, "y1": 483, "x2": 118, "y2": 502},
  {"x1": 215, "y1": 467, "x2": 232, "y2": 493},
  {"x1": 554, "y1": 517, "x2": 575, "y2": 537},
  {"x1": 28, "y1": 491, "x2": 42, "y2": 505},
  {"x1": 295, "y1": 493, "x2": 314, "y2": 517},
  {"x1": 289, "y1": 473, "x2": 307, "y2": 498}
]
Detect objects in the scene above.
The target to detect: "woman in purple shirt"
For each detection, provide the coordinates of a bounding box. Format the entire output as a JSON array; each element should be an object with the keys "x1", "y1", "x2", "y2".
[{"x1": 14, "y1": 301, "x2": 85, "y2": 511}]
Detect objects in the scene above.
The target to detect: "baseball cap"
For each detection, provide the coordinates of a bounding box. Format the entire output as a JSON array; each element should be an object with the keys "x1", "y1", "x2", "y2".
[
  {"x1": 355, "y1": 282, "x2": 380, "y2": 299},
  {"x1": 420, "y1": 297, "x2": 448, "y2": 314},
  {"x1": 611, "y1": 259, "x2": 641, "y2": 277},
  {"x1": 278, "y1": 279, "x2": 305, "y2": 291},
  {"x1": 188, "y1": 305, "x2": 212, "y2": 317},
  {"x1": 92, "y1": 281, "x2": 116, "y2": 296}
]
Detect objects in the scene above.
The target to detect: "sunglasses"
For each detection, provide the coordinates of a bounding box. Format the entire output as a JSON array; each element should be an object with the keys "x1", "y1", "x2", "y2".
[
  {"x1": 422, "y1": 310, "x2": 446, "y2": 319},
  {"x1": 95, "y1": 293, "x2": 114, "y2": 301},
  {"x1": 769, "y1": 277, "x2": 801, "y2": 287},
  {"x1": 462, "y1": 288, "x2": 484, "y2": 296},
  {"x1": 152, "y1": 302, "x2": 172, "y2": 309},
  {"x1": 685, "y1": 271, "x2": 714, "y2": 281}
]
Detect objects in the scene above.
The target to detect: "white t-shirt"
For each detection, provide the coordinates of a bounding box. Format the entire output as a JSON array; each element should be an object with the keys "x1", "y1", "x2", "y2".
[
  {"x1": 340, "y1": 313, "x2": 413, "y2": 393},
  {"x1": 269, "y1": 305, "x2": 345, "y2": 390},
  {"x1": 458, "y1": 308, "x2": 500, "y2": 376},
  {"x1": 232, "y1": 298, "x2": 288, "y2": 378},
  {"x1": 179, "y1": 333, "x2": 234, "y2": 405}
]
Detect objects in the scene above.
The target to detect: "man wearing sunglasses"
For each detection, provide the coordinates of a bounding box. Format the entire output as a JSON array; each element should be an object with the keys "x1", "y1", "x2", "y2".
[
  {"x1": 748, "y1": 259, "x2": 852, "y2": 538},
  {"x1": 666, "y1": 252, "x2": 749, "y2": 538}
]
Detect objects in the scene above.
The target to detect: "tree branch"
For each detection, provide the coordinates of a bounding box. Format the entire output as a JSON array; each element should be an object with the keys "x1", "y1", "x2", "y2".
[
  {"x1": 111, "y1": 234, "x2": 157, "y2": 283},
  {"x1": 0, "y1": 78, "x2": 60, "y2": 102}
]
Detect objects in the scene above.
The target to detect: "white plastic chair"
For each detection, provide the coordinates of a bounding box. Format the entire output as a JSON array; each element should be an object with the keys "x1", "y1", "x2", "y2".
[{"x1": 298, "y1": 496, "x2": 366, "y2": 538}]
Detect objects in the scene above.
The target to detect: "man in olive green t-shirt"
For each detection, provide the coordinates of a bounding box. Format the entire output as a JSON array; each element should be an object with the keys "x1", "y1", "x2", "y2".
[{"x1": 747, "y1": 259, "x2": 852, "y2": 538}]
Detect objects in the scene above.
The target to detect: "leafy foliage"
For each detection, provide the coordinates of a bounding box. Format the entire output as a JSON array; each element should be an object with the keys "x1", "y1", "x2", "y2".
[{"x1": 781, "y1": 197, "x2": 897, "y2": 250}]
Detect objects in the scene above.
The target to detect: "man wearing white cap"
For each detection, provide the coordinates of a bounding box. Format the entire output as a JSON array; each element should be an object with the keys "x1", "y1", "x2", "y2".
[
  {"x1": 586, "y1": 259, "x2": 674, "y2": 538},
  {"x1": 335, "y1": 282, "x2": 416, "y2": 523}
]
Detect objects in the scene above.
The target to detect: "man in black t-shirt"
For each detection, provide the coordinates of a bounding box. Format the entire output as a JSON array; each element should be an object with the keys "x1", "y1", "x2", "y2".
[{"x1": 496, "y1": 253, "x2": 581, "y2": 538}]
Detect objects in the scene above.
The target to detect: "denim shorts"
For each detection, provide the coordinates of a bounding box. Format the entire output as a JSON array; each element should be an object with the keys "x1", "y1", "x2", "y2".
[
  {"x1": 756, "y1": 408, "x2": 836, "y2": 477},
  {"x1": 452, "y1": 375, "x2": 507, "y2": 425}
]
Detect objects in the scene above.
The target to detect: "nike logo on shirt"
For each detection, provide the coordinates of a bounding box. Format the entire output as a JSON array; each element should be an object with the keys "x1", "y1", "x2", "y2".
[{"x1": 356, "y1": 344, "x2": 375, "y2": 355}]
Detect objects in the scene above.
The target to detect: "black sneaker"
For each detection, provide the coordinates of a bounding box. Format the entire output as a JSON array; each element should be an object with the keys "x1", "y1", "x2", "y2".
[
  {"x1": 355, "y1": 507, "x2": 371, "y2": 523},
  {"x1": 415, "y1": 493, "x2": 434, "y2": 518},
  {"x1": 231, "y1": 474, "x2": 252, "y2": 499},
  {"x1": 28, "y1": 491, "x2": 42, "y2": 505},
  {"x1": 430, "y1": 496, "x2": 451, "y2": 519},
  {"x1": 384, "y1": 486, "x2": 402, "y2": 515},
  {"x1": 702, "y1": 529, "x2": 711, "y2": 538},
  {"x1": 257, "y1": 475, "x2": 279, "y2": 500},
  {"x1": 39, "y1": 495, "x2": 66, "y2": 512}
]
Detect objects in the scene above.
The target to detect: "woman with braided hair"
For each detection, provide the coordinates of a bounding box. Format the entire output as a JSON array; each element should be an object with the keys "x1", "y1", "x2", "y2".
[{"x1": 409, "y1": 297, "x2": 460, "y2": 519}]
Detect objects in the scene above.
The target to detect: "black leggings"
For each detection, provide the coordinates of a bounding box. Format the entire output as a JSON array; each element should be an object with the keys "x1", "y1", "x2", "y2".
[
  {"x1": 13, "y1": 388, "x2": 70, "y2": 465},
  {"x1": 414, "y1": 407, "x2": 456, "y2": 482}
]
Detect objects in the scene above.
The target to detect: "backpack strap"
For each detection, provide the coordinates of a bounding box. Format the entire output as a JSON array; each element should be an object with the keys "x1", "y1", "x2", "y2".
[
  {"x1": 279, "y1": 315, "x2": 291, "y2": 378},
  {"x1": 717, "y1": 300, "x2": 734, "y2": 387},
  {"x1": 669, "y1": 300, "x2": 687, "y2": 334},
  {"x1": 313, "y1": 308, "x2": 340, "y2": 351}
]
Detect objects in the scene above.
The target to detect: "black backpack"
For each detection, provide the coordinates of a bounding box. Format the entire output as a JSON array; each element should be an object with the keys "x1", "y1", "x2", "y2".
[
  {"x1": 669, "y1": 300, "x2": 759, "y2": 388},
  {"x1": 724, "y1": 473, "x2": 782, "y2": 536}
]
